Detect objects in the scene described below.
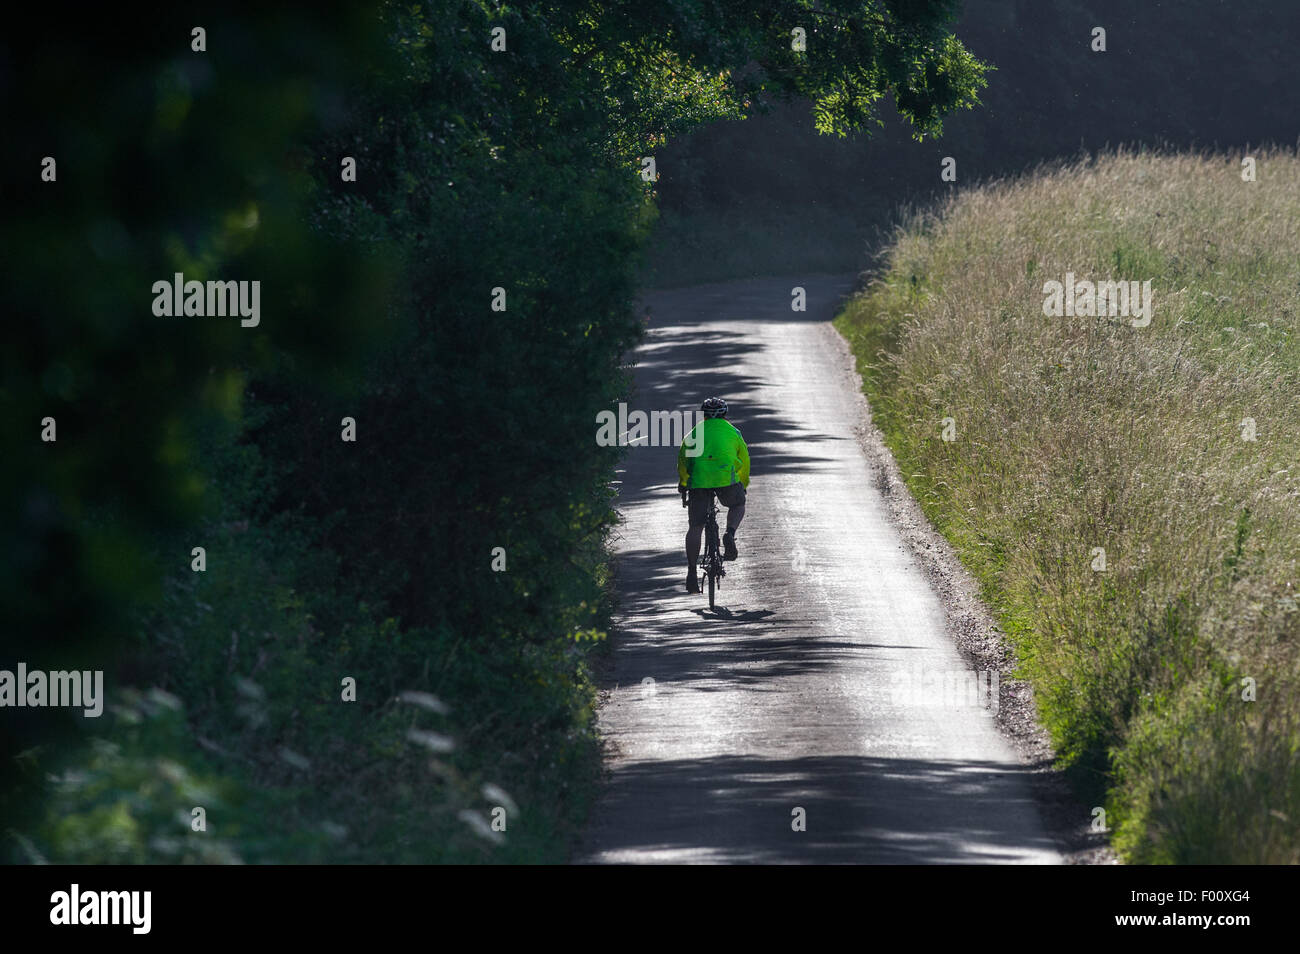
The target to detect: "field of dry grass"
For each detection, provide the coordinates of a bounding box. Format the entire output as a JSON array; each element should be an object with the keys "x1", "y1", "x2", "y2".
[{"x1": 836, "y1": 148, "x2": 1300, "y2": 862}]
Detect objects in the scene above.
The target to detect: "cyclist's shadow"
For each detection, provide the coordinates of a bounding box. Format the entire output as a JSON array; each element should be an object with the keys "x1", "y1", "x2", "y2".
[{"x1": 689, "y1": 607, "x2": 776, "y2": 623}]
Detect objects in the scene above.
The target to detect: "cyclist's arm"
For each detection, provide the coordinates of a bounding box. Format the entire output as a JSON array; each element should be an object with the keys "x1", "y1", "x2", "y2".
[
  {"x1": 677, "y1": 439, "x2": 691, "y2": 489},
  {"x1": 736, "y1": 434, "x2": 750, "y2": 488}
]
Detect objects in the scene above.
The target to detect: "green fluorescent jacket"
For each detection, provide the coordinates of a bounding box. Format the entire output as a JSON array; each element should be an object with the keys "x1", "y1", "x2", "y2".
[{"x1": 677, "y1": 418, "x2": 751, "y2": 489}]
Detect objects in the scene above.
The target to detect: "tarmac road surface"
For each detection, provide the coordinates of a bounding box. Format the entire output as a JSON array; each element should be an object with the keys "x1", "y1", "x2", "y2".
[{"x1": 578, "y1": 275, "x2": 1061, "y2": 864}]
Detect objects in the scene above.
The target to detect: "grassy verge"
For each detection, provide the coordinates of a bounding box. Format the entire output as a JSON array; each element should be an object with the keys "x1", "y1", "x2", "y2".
[{"x1": 835, "y1": 148, "x2": 1300, "y2": 863}]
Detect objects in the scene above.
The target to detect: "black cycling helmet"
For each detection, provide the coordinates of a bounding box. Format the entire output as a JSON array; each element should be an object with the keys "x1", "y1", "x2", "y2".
[{"x1": 701, "y1": 397, "x2": 728, "y2": 419}]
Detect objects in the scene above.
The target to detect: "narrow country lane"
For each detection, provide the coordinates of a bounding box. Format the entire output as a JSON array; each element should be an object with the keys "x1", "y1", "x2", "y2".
[{"x1": 578, "y1": 275, "x2": 1062, "y2": 864}]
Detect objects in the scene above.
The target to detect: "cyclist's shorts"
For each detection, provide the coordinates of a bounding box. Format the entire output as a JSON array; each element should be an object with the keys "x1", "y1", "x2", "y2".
[{"x1": 687, "y1": 482, "x2": 746, "y2": 528}]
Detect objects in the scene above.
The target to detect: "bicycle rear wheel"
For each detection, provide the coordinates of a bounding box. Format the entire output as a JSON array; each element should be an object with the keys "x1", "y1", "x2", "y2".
[{"x1": 707, "y1": 565, "x2": 716, "y2": 609}]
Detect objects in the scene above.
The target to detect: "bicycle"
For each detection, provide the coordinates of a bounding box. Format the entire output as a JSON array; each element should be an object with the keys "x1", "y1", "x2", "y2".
[{"x1": 683, "y1": 488, "x2": 726, "y2": 609}]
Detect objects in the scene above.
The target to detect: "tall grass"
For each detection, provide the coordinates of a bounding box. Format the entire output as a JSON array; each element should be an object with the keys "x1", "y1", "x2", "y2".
[{"x1": 836, "y1": 148, "x2": 1300, "y2": 863}]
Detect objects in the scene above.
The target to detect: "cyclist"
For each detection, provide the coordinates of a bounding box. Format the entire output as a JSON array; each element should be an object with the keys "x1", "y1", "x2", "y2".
[{"x1": 677, "y1": 397, "x2": 750, "y2": 593}]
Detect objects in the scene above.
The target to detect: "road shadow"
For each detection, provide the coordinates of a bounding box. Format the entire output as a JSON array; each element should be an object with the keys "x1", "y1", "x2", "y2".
[
  {"x1": 692, "y1": 607, "x2": 776, "y2": 623},
  {"x1": 611, "y1": 275, "x2": 860, "y2": 500},
  {"x1": 615, "y1": 328, "x2": 852, "y2": 497},
  {"x1": 577, "y1": 753, "x2": 1060, "y2": 864}
]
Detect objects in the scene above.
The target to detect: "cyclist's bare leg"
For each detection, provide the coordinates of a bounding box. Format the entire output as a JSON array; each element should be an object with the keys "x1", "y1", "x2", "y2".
[
  {"x1": 725, "y1": 502, "x2": 744, "y2": 533},
  {"x1": 685, "y1": 526, "x2": 702, "y2": 567},
  {"x1": 722, "y1": 501, "x2": 743, "y2": 561}
]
